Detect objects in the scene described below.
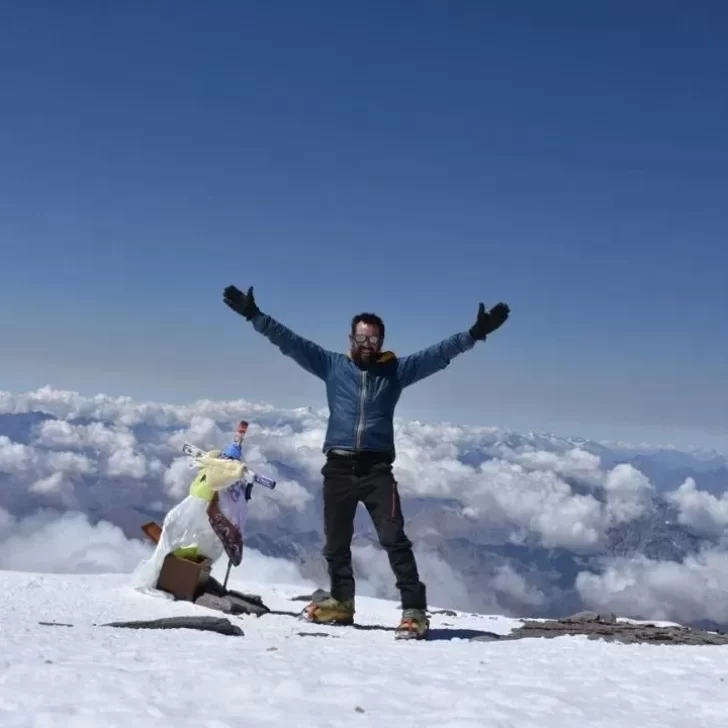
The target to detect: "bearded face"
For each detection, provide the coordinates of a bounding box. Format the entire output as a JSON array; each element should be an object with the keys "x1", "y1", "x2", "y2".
[{"x1": 349, "y1": 322, "x2": 382, "y2": 366}]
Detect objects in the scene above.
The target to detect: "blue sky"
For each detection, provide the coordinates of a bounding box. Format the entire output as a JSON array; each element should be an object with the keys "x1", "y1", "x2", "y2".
[{"x1": 1, "y1": 1, "x2": 726, "y2": 450}]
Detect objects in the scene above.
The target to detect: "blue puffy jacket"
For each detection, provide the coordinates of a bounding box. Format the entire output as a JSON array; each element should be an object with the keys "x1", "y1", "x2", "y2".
[{"x1": 251, "y1": 312, "x2": 476, "y2": 456}]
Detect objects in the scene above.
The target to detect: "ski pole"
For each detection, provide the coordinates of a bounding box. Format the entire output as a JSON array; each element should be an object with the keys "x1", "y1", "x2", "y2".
[{"x1": 223, "y1": 558, "x2": 232, "y2": 590}]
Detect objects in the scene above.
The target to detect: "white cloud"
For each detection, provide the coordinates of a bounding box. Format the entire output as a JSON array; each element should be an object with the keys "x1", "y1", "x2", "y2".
[
  {"x1": 163, "y1": 456, "x2": 195, "y2": 498},
  {"x1": 0, "y1": 506, "x2": 314, "y2": 590},
  {"x1": 666, "y1": 477, "x2": 728, "y2": 539},
  {"x1": 34, "y1": 419, "x2": 84, "y2": 449},
  {"x1": 602, "y1": 463, "x2": 655, "y2": 524},
  {"x1": 35, "y1": 418, "x2": 134, "y2": 452},
  {"x1": 29, "y1": 471, "x2": 77, "y2": 506},
  {"x1": 225, "y1": 547, "x2": 317, "y2": 590},
  {"x1": 576, "y1": 548, "x2": 728, "y2": 626},
  {"x1": 167, "y1": 415, "x2": 228, "y2": 453},
  {"x1": 267, "y1": 478, "x2": 314, "y2": 511},
  {"x1": 0, "y1": 385, "x2": 725, "y2": 625},
  {"x1": 0, "y1": 436, "x2": 39, "y2": 473},
  {"x1": 491, "y1": 564, "x2": 546, "y2": 608},
  {"x1": 105, "y1": 447, "x2": 149, "y2": 479},
  {"x1": 509, "y1": 446, "x2": 604, "y2": 484},
  {"x1": 350, "y1": 542, "x2": 474, "y2": 612},
  {"x1": 30, "y1": 471, "x2": 66, "y2": 494},
  {"x1": 0, "y1": 508, "x2": 152, "y2": 574},
  {"x1": 0, "y1": 387, "x2": 689, "y2": 555},
  {"x1": 47, "y1": 450, "x2": 95, "y2": 476}
]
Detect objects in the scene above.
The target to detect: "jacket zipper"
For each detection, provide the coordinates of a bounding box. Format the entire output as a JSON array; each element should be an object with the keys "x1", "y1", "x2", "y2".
[{"x1": 356, "y1": 370, "x2": 367, "y2": 450}]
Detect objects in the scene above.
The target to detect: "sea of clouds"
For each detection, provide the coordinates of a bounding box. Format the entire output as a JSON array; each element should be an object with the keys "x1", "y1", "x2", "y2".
[{"x1": 1, "y1": 386, "x2": 727, "y2": 626}]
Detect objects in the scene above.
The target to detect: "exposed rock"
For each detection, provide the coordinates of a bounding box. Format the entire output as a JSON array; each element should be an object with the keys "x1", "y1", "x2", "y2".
[
  {"x1": 471, "y1": 611, "x2": 728, "y2": 645},
  {"x1": 195, "y1": 594, "x2": 244, "y2": 615},
  {"x1": 564, "y1": 610, "x2": 617, "y2": 624},
  {"x1": 195, "y1": 580, "x2": 270, "y2": 617},
  {"x1": 103, "y1": 615, "x2": 244, "y2": 637},
  {"x1": 468, "y1": 631, "x2": 502, "y2": 642},
  {"x1": 291, "y1": 588, "x2": 329, "y2": 603}
]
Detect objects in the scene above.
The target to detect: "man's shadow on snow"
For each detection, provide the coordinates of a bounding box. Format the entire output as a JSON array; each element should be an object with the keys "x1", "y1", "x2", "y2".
[{"x1": 269, "y1": 609, "x2": 502, "y2": 642}]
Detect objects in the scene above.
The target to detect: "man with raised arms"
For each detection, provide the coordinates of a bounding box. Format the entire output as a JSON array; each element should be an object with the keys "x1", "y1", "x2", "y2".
[{"x1": 223, "y1": 284, "x2": 510, "y2": 639}]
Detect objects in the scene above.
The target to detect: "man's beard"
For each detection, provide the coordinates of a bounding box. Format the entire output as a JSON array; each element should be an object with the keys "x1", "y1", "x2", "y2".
[{"x1": 351, "y1": 346, "x2": 377, "y2": 366}]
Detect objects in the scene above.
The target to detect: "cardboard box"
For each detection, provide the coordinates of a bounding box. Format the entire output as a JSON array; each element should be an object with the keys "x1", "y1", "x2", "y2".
[{"x1": 156, "y1": 553, "x2": 213, "y2": 602}]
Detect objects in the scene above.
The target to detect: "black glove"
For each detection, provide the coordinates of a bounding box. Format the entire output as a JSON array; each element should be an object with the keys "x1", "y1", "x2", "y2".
[
  {"x1": 469, "y1": 301, "x2": 510, "y2": 341},
  {"x1": 223, "y1": 285, "x2": 260, "y2": 321}
]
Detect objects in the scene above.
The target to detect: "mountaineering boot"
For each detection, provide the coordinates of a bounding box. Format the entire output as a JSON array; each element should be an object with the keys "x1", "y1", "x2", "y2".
[
  {"x1": 395, "y1": 608, "x2": 430, "y2": 640},
  {"x1": 302, "y1": 594, "x2": 355, "y2": 625}
]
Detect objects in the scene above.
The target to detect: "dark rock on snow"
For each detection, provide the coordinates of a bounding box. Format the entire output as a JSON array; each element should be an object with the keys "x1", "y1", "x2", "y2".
[
  {"x1": 104, "y1": 616, "x2": 244, "y2": 636},
  {"x1": 291, "y1": 588, "x2": 329, "y2": 603},
  {"x1": 472, "y1": 611, "x2": 728, "y2": 645},
  {"x1": 196, "y1": 576, "x2": 270, "y2": 617}
]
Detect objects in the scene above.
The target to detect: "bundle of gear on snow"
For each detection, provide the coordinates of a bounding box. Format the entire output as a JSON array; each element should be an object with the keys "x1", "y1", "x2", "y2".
[{"x1": 131, "y1": 424, "x2": 266, "y2": 593}]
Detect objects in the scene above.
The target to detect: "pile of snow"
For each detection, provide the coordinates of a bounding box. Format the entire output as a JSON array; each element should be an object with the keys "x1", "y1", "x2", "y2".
[{"x1": 1, "y1": 564, "x2": 727, "y2": 726}]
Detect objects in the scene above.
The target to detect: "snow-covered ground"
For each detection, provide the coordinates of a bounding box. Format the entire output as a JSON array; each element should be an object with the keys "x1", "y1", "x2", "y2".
[{"x1": 1, "y1": 566, "x2": 727, "y2": 728}]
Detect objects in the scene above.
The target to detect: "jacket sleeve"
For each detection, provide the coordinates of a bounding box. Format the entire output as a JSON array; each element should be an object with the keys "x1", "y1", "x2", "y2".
[
  {"x1": 396, "y1": 331, "x2": 476, "y2": 388},
  {"x1": 251, "y1": 312, "x2": 335, "y2": 380}
]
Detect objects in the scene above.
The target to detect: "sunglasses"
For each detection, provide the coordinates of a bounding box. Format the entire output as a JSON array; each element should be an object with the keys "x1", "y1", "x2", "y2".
[{"x1": 352, "y1": 333, "x2": 380, "y2": 346}]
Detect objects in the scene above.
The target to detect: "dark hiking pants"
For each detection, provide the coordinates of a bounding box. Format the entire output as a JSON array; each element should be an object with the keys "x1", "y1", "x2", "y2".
[{"x1": 321, "y1": 450, "x2": 427, "y2": 611}]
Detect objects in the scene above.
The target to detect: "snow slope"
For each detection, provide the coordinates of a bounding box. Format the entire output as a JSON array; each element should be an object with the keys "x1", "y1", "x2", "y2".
[{"x1": 1, "y1": 566, "x2": 727, "y2": 728}]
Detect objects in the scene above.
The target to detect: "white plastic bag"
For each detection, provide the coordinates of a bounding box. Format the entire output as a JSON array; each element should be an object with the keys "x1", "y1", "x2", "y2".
[
  {"x1": 130, "y1": 494, "x2": 225, "y2": 591},
  {"x1": 130, "y1": 450, "x2": 251, "y2": 592}
]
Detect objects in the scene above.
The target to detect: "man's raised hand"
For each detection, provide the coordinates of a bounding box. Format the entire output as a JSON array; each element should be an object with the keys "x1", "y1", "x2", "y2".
[
  {"x1": 223, "y1": 285, "x2": 260, "y2": 321},
  {"x1": 469, "y1": 301, "x2": 510, "y2": 341}
]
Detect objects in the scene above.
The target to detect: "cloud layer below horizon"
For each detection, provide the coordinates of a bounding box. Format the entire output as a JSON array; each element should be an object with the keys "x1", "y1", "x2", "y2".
[{"x1": 1, "y1": 386, "x2": 727, "y2": 625}]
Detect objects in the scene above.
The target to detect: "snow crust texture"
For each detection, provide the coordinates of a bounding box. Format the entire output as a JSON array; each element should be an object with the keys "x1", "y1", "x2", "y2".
[{"x1": 1, "y1": 569, "x2": 727, "y2": 727}]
